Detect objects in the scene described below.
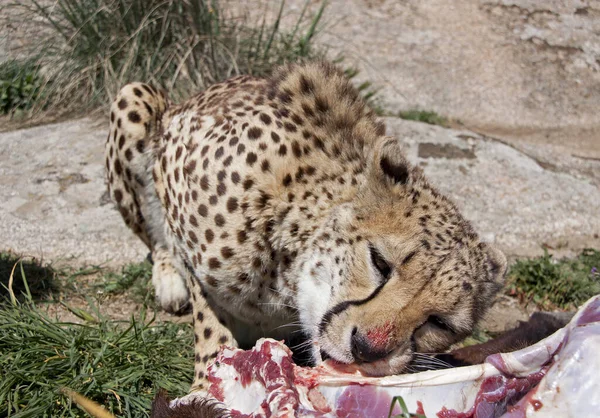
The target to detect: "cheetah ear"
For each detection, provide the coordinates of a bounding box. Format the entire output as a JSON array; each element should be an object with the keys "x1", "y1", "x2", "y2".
[
  {"x1": 472, "y1": 243, "x2": 507, "y2": 321},
  {"x1": 486, "y1": 244, "x2": 507, "y2": 285},
  {"x1": 479, "y1": 244, "x2": 507, "y2": 301},
  {"x1": 371, "y1": 137, "x2": 413, "y2": 186}
]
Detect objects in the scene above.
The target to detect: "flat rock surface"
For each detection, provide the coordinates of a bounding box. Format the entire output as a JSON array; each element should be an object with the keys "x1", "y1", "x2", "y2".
[
  {"x1": 0, "y1": 118, "x2": 147, "y2": 267},
  {"x1": 3, "y1": 1, "x2": 600, "y2": 157},
  {"x1": 5, "y1": 0, "x2": 600, "y2": 146},
  {"x1": 264, "y1": 0, "x2": 600, "y2": 166},
  {"x1": 386, "y1": 118, "x2": 600, "y2": 258},
  {"x1": 1, "y1": 117, "x2": 598, "y2": 268}
]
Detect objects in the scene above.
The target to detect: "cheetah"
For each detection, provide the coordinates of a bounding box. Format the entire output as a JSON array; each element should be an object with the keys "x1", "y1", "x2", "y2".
[{"x1": 105, "y1": 62, "x2": 507, "y2": 399}]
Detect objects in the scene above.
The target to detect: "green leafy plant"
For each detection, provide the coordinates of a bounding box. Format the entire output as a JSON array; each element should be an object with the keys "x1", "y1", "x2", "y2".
[
  {"x1": 507, "y1": 248, "x2": 600, "y2": 310},
  {"x1": 0, "y1": 59, "x2": 43, "y2": 114},
  {"x1": 398, "y1": 109, "x2": 447, "y2": 126},
  {"x1": 459, "y1": 327, "x2": 494, "y2": 347},
  {"x1": 99, "y1": 261, "x2": 153, "y2": 304}
]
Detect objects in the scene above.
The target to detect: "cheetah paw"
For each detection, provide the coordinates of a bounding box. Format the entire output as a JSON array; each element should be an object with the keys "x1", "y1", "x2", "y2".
[{"x1": 152, "y1": 262, "x2": 190, "y2": 314}]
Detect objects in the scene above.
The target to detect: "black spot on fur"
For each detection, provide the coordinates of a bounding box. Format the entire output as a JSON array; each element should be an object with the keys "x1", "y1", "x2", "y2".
[
  {"x1": 128, "y1": 111, "x2": 141, "y2": 123},
  {"x1": 247, "y1": 127, "x2": 262, "y2": 140},
  {"x1": 299, "y1": 75, "x2": 314, "y2": 94}
]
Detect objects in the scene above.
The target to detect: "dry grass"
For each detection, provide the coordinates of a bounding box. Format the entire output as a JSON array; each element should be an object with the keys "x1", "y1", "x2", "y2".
[{"x1": 0, "y1": 0, "x2": 328, "y2": 116}]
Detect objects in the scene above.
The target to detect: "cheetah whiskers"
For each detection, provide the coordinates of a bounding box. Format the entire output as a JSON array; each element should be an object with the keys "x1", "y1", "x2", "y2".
[
  {"x1": 273, "y1": 321, "x2": 304, "y2": 331},
  {"x1": 257, "y1": 300, "x2": 301, "y2": 318},
  {"x1": 257, "y1": 301, "x2": 300, "y2": 312},
  {"x1": 290, "y1": 339, "x2": 316, "y2": 353},
  {"x1": 410, "y1": 353, "x2": 453, "y2": 370}
]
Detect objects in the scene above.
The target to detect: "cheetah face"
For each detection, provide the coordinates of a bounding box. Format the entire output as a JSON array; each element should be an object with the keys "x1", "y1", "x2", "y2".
[{"x1": 296, "y1": 137, "x2": 507, "y2": 376}]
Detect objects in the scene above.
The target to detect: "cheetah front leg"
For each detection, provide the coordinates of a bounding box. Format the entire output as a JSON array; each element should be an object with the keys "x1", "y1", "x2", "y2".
[
  {"x1": 106, "y1": 83, "x2": 188, "y2": 313},
  {"x1": 153, "y1": 275, "x2": 237, "y2": 412},
  {"x1": 186, "y1": 277, "x2": 236, "y2": 393}
]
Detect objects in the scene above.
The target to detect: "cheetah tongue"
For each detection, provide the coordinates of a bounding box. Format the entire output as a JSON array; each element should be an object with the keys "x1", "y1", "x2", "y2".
[{"x1": 319, "y1": 359, "x2": 363, "y2": 376}]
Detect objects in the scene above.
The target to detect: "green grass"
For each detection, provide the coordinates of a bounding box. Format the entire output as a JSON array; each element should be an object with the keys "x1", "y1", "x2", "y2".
[
  {"x1": 0, "y1": 0, "x2": 328, "y2": 115},
  {"x1": 398, "y1": 109, "x2": 448, "y2": 126},
  {"x1": 507, "y1": 248, "x2": 600, "y2": 310},
  {"x1": 0, "y1": 252, "x2": 154, "y2": 304},
  {"x1": 458, "y1": 327, "x2": 494, "y2": 347},
  {"x1": 388, "y1": 395, "x2": 426, "y2": 418},
  {"x1": 97, "y1": 261, "x2": 154, "y2": 306},
  {"x1": 1, "y1": 265, "x2": 193, "y2": 418}
]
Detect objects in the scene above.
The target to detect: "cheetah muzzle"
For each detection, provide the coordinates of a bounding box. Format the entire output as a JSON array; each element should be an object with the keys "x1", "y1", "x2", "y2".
[{"x1": 105, "y1": 61, "x2": 507, "y2": 390}]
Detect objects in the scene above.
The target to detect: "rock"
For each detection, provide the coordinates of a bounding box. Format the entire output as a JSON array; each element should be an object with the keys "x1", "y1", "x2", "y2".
[
  {"x1": 1, "y1": 116, "x2": 597, "y2": 267},
  {"x1": 0, "y1": 118, "x2": 146, "y2": 267},
  {"x1": 261, "y1": 0, "x2": 600, "y2": 166},
  {"x1": 387, "y1": 117, "x2": 600, "y2": 258},
  {"x1": 293, "y1": 0, "x2": 599, "y2": 131}
]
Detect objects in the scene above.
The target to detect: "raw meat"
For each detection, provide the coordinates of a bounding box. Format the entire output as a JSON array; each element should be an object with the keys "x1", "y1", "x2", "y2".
[
  {"x1": 199, "y1": 295, "x2": 600, "y2": 417},
  {"x1": 206, "y1": 339, "x2": 326, "y2": 417},
  {"x1": 205, "y1": 339, "x2": 407, "y2": 417}
]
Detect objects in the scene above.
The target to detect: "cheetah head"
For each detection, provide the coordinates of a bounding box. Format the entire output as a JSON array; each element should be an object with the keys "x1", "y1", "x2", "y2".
[{"x1": 296, "y1": 137, "x2": 507, "y2": 376}]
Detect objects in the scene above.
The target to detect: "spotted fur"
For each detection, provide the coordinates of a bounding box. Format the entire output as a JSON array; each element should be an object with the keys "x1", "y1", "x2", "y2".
[{"x1": 105, "y1": 62, "x2": 507, "y2": 393}]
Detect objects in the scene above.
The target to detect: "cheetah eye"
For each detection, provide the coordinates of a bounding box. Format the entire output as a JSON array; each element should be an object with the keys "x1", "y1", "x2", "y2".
[
  {"x1": 369, "y1": 245, "x2": 393, "y2": 282},
  {"x1": 427, "y1": 315, "x2": 455, "y2": 333}
]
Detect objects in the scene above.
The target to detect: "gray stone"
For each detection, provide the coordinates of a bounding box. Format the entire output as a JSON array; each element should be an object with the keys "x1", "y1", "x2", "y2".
[
  {"x1": 387, "y1": 117, "x2": 600, "y2": 258},
  {"x1": 0, "y1": 118, "x2": 146, "y2": 267},
  {"x1": 1, "y1": 116, "x2": 597, "y2": 268},
  {"x1": 264, "y1": 0, "x2": 600, "y2": 162}
]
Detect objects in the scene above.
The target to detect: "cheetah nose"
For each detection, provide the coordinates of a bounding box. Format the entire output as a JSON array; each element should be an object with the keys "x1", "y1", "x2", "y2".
[{"x1": 350, "y1": 327, "x2": 390, "y2": 363}]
